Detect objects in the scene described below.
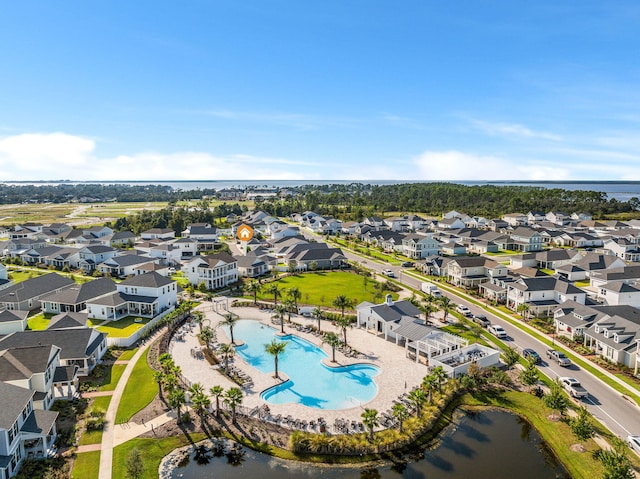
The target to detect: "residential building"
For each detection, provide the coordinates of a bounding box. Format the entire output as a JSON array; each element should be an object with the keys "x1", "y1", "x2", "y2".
[
  {"x1": 0, "y1": 274, "x2": 75, "y2": 312},
  {"x1": 184, "y1": 253, "x2": 238, "y2": 290},
  {"x1": 507, "y1": 276, "x2": 586, "y2": 317}
]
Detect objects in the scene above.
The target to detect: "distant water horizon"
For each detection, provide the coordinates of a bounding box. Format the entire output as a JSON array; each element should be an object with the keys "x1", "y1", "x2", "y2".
[{"x1": 3, "y1": 179, "x2": 640, "y2": 201}]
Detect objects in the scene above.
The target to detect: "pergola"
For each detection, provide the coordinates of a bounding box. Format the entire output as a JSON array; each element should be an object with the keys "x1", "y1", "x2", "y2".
[{"x1": 405, "y1": 331, "x2": 468, "y2": 364}]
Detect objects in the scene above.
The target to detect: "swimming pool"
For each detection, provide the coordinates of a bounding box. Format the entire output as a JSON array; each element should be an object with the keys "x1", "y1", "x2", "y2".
[{"x1": 222, "y1": 320, "x2": 379, "y2": 410}]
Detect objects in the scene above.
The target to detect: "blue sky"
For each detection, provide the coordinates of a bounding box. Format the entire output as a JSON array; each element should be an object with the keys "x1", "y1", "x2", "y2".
[{"x1": 1, "y1": 1, "x2": 639, "y2": 181}]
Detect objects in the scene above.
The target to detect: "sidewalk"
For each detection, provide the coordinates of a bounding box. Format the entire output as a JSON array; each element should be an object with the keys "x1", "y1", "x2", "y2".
[{"x1": 98, "y1": 329, "x2": 164, "y2": 479}]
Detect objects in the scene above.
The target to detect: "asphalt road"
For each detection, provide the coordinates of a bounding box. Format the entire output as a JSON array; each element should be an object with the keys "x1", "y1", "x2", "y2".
[{"x1": 341, "y1": 251, "x2": 640, "y2": 440}]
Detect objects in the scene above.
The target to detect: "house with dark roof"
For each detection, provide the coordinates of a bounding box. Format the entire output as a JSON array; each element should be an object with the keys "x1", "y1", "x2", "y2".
[
  {"x1": 0, "y1": 311, "x2": 29, "y2": 336},
  {"x1": 401, "y1": 234, "x2": 441, "y2": 259},
  {"x1": 603, "y1": 238, "x2": 640, "y2": 262},
  {"x1": 46, "y1": 312, "x2": 88, "y2": 330},
  {"x1": 96, "y1": 253, "x2": 158, "y2": 277},
  {"x1": 0, "y1": 327, "x2": 107, "y2": 377},
  {"x1": 39, "y1": 277, "x2": 117, "y2": 314},
  {"x1": 0, "y1": 381, "x2": 58, "y2": 479},
  {"x1": 285, "y1": 244, "x2": 346, "y2": 270},
  {"x1": 106, "y1": 230, "x2": 136, "y2": 247},
  {"x1": 507, "y1": 276, "x2": 586, "y2": 317},
  {"x1": 445, "y1": 256, "x2": 508, "y2": 289},
  {"x1": 181, "y1": 224, "x2": 219, "y2": 251},
  {"x1": 235, "y1": 253, "x2": 269, "y2": 278},
  {"x1": 184, "y1": 253, "x2": 238, "y2": 290},
  {"x1": 140, "y1": 228, "x2": 175, "y2": 241},
  {"x1": 0, "y1": 273, "x2": 75, "y2": 312},
  {"x1": 86, "y1": 272, "x2": 177, "y2": 321},
  {"x1": 581, "y1": 305, "x2": 640, "y2": 368}
]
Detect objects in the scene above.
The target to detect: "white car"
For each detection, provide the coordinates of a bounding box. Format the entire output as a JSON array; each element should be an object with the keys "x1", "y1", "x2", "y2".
[
  {"x1": 627, "y1": 435, "x2": 640, "y2": 455},
  {"x1": 456, "y1": 304, "x2": 472, "y2": 317},
  {"x1": 381, "y1": 269, "x2": 395, "y2": 278},
  {"x1": 488, "y1": 324, "x2": 507, "y2": 339},
  {"x1": 560, "y1": 377, "x2": 588, "y2": 398}
]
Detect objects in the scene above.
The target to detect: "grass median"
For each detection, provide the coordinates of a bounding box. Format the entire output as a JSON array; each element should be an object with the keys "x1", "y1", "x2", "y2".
[{"x1": 116, "y1": 348, "x2": 157, "y2": 423}]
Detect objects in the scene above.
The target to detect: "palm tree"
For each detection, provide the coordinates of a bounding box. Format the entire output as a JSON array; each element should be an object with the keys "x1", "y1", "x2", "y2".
[
  {"x1": 218, "y1": 343, "x2": 235, "y2": 370},
  {"x1": 361, "y1": 408, "x2": 379, "y2": 442},
  {"x1": 332, "y1": 294, "x2": 354, "y2": 319},
  {"x1": 334, "y1": 315, "x2": 353, "y2": 347},
  {"x1": 282, "y1": 297, "x2": 296, "y2": 322},
  {"x1": 312, "y1": 306, "x2": 324, "y2": 332},
  {"x1": 191, "y1": 390, "x2": 211, "y2": 418},
  {"x1": 158, "y1": 353, "x2": 174, "y2": 373},
  {"x1": 223, "y1": 387, "x2": 244, "y2": 423},
  {"x1": 219, "y1": 313, "x2": 239, "y2": 344},
  {"x1": 421, "y1": 374, "x2": 437, "y2": 405},
  {"x1": 438, "y1": 296, "x2": 453, "y2": 322},
  {"x1": 392, "y1": 403, "x2": 409, "y2": 433},
  {"x1": 420, "y1": 303, "x2": 438, "y2": 325},
  {"x1": 407, "y1": 388, "x2": 426, "y2": 416},
  {"x1": 168, "y1": 388, "x2": 186, "y2": 422},
  {"x1": 517, "y1": 303, "x2": 530, "y2": 321},
  {"x1": 189, "y1": 382, "x2": 205, "y2": 398},
  {"x1": 431, "y1": 365, "x2": 448, "y2": 393},
  {"x1": 198, "y1": 326, "x2": 216, "y2": 354},
  {"x1": 287, "y1": 286, "x2": 302, "y2": 311},
  {"x1": 153, "y1": 371, "x2": 165, "y2": 397},
  {"x1": 162, "y1": 373, "x2": 178, "y2": 393},
  {"x1": 322, "y1": 332, "x2": 341, "y2": 362},
  {"x1": 244, "y1": 280, "x2": 262, "y2": 304},
  {"x1": 265, "y1": 283, "x2": 281, "y2": 306},
  {"x1": 209, "y1": 385, "x2": 224, "y2": 418},
  {"x1": 272, "y1": 304, "x2": 287, "y2": 334},
  {"x1": 191, "y1": 311, "x2": 205, "y2": 332},
  {"x1": 264, "y1": 339, "x2": 288, "y2": 379}
]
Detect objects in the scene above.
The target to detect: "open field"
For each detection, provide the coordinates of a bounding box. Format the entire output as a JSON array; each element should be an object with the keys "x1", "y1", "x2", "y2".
[{"x1": 245, "y1": 271, "x2": 399, "y2": 308}]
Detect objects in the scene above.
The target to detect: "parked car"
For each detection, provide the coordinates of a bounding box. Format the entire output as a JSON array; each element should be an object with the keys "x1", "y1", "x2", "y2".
[
  {"x1": 522, "y1": 348, "x2": 541, "y2": 364},
  {"x1": 472, "y1": 314, "x2": 491, "y2": 328},
  {"x1": 401, "y1": 261, "x2": 414, "y2": 267},
  {"x1": 456, "y1": 304, "x2": 472, "y2": 317},
  {"x1": 381, "y1": 269, "x2": 395, "y2": 278},
  {"x1": 488, "y1": 324, "x2": 507, "y2": 339},
  {"x1": 560, "y1": 377, "x2": 588, "y2": 398},
  {"x1": 546, "y1": 349, "x2": 572, "y2": 367},
  {"x1": 421, "y1": 281, "x2": 442, "y2": 297},
  {"x1": 627, "y1": 435, "x2": 640, "y2": 455}
]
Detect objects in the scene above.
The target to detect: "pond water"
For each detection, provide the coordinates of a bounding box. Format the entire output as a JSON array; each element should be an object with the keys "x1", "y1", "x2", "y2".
[{"x1": 170, "y1": 409, "x2": 569, "y2": 479}]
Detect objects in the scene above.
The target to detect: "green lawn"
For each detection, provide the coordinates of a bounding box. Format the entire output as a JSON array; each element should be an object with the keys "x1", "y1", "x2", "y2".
[
  {"x1": 113, "y1": 434, "x2": 207, "y2": 479},
  {"x1": 116, "y1": 349, "x2": 157, "y2": 423},
  {"x1": 71, "y1": 451, "x2": 100, "y2": 479},
  {"x1": 247, "y1": 271, "x2": 399, "y2": 308},
  {"x1": 116, "y1": 348, "x2": 139, "y2": 361},
  {"x1": 91, "y1": 395, "x2": 112, "y2": 412},
  {"x1": 8, "y1": 270, "x2": 47, "y2": 283},
  {"x1": 27, "y1": 313, "x2": 52, "y2": 330},
  {"x1": 99, "y1": 364, "x2": 126, "y2": 391},
  {"x1": 95, "y1": 316, "x2": 151, "y2": 338},
  {"x1": 78, "y1": 429, "x2": 103, "y2": 446}
]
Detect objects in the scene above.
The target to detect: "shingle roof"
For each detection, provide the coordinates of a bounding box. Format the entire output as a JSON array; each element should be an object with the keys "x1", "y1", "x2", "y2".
[
  {"x1": 0, "y1": 381, "x2": 34, "y2": 429},
  {"x1": 21, "y1": 409, "x2": 58, "y2": 434},
  {"x1": 0, "y1": 328, "x2": 105, "y2": 361},
  {"x1": 370, "y1": 300, "x2": 421, "y2": 322},
  {"x1": 119, "y1": 271, "x2": 174, "y2": 288},
  {"x1": 0, "y1": 273, "x2": 75, "y2": 303},
  {"x1": 47, "y1": 312, "x2": 89, "y2": 330},
  {"x1": 0, "y1": 310, "x2": 29, "y2": 324},
  {"x1": 39, "y1": 277, "x2": 116, "y2": 305},
  {"x1": 0, "y1": 345, "x2": 59, "y2": 382}
]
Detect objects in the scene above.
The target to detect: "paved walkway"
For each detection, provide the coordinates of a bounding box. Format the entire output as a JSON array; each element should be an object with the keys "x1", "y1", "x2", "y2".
[
  {"x1": 81, "y1": 391, "x2": 114, "y2": 398},
  {"x1": 97, "y1": 330, "x2": 163, "y2": 479},
  {"x1": 171, "y1": 301, "x2": 431, "y2": 431}
]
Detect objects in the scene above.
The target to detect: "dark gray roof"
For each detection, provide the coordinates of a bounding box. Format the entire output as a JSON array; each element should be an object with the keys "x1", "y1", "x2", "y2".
[
  {"x1": 47, "y1": 312, "x2": 89, "y2": 330},
  {"x1": 0, "y1": 310, "x2": 29, "y2": 324},
  {"x1": 39, "y1": 277, "x2": 117, "y2": 305},
  {"x1": 0, "y1": 381, "x2": 33, "y2": 429},
  {"x1": 370, "y1": 300, "x2": 421, "y2": 322},
  {"x1": 101, "y1": 254, "x2": 156, "y2": 267},
  {"x1": 393, "y1": 318, "x2": 437, "y2": 341},
  {"x1": 53, "y1": 365, "x2": 78, "y2": 383},
  {"x1": 0, "y1": 328, "x2": 105, "y2": 361},
  {"x1": 0, "y1": 273, "x2": 75, "y2": 303},
  {"x1": 0, "y1": 345, "x2": 59, "y2": 381},
  {"x1": 21, "y1": 409, "x2": 58, "y2": 434},
  {"x1": 187, "y1": 226, "x2": 217, "y2": 235},
  {"x1": 119, "y1": 271, "x2": 174, "y2": 288}
]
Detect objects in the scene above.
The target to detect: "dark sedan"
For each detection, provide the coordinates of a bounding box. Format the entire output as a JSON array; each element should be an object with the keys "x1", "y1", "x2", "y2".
[{"x1": 522, "y1": 348, "x2": 541, "y2": 364}]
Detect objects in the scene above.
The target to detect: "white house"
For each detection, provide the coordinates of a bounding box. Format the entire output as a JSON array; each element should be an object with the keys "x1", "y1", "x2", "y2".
[
  {"x1": 184, "y1": 253, "x2": 238, "y2": 290},
  {"x1": 86, "y1": 272, "x2": 177, "y2": 321}
]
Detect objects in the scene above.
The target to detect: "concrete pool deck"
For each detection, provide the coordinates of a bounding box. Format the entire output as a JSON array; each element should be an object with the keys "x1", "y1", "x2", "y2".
[{"x1": 171, "y1": 300, "x2": 430, "y2": 429}]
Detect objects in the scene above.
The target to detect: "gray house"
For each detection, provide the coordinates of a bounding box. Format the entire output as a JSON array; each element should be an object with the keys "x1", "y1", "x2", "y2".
[{"x1": 0, "y1": 274, "x2": 75, "y2": 312}]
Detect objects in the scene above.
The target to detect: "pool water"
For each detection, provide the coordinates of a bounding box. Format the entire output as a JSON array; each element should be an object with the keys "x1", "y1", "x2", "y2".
[{"x1": 223, "y1": 320, "x2": 379, "y2": 410}]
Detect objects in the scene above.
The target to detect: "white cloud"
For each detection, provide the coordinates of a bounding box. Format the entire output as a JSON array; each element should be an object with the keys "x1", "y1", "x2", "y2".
[
  {"x1": 0, "y1": 133, "x2": 96, "y2": 179},
  {"x1": 412, "y1": 150, "x2": 572, "y2": 181},
  {"x1": 0, "y1": 132, "x2": 321, "y2": 181},
  {"x1": 470, "y1": 119, "x2": 563, "y2": 141}
]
